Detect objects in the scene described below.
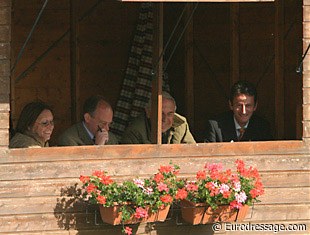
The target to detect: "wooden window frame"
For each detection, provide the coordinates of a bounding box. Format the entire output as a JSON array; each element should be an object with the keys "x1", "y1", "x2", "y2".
[{"x1": 8, "y1": 0, "x2": 309, "y2": 159}]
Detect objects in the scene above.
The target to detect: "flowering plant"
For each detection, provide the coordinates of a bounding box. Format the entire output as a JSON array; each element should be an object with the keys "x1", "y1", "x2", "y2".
[
  {"x1": 133, "y1": 164, "x2": 179, "y2": 212},
  {"x1": 175, "y1": 159, "x2": 264, "y2": 210},
  {"x1": 79, "y1": 163, "x2": 180, "y2": 235}
]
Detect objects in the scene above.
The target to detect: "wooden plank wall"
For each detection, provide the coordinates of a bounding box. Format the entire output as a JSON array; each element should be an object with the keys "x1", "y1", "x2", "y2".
[
  {"x1": 167, "y1": 1, "x2": 302, "y2": 141},
  {"x1": 304, "y1": 0, "x2": 310, "y2": 142},
  {"x1": 0, "y1": 0, "x2": 10, "y2": 147},
  {"x1": 10, "y1": 1, "x2": 140, "y2": 145},
  {"x1": 0, "y1": 142, "x2": 309, "y2": 234}
]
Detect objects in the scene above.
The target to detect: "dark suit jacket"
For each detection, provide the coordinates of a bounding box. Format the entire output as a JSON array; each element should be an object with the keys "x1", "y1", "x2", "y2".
[
  {"x1": 205, "y1": 111, "x2": 273, "y2": 142},
  {"x1": 57, "y1": 122, "x2": 118, "y2": 146}
]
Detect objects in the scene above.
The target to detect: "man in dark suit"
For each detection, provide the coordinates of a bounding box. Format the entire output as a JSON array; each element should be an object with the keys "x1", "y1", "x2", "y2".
[
  {"x1": 205, "y1": 81, "x2": 273, "y2": 142},
  {"x1": 57, "y1": 95, "x2": 118, "y2": 146}
]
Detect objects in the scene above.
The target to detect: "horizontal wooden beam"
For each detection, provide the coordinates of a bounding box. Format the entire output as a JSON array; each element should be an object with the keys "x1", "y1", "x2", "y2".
[
  {"x1": 120, "y1": 0, "x2": 274, "y2": 2},
  {"x1": 5, "y1": 140, "x2": 307, "y2": 163}
]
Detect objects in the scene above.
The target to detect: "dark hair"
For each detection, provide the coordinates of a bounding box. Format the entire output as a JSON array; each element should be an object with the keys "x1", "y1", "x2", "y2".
[
  {"x1": 15, "y1": 101, "x2": 53, "y2": 134},
  {"x1": 230, "y1": 81, "x2": 257, "y2": 104},
  {"x1": 82, "y1": 95, "x2": 111, "y2": 119}
]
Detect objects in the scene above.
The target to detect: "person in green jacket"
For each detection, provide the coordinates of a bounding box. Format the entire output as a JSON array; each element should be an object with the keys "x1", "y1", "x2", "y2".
[
  {"x1": 121, "y1": 92, "x2": 196, "y2": 144},
  {"x1": 57, "y1": 95, "x2": 118, "y2": 146},
  {"x1": 10, "y1": 101, "x2": 54, "y2": 148}
]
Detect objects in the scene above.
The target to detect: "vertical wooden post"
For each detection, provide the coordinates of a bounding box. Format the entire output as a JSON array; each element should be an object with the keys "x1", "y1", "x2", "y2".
[
  {"x1": 70, "y1": 0, "x2": 80, "y2": 123},
  {"x1": 151, "y1": 3, "x2": 163, "y2": 144},
  {"x1": 1, "y1": 0, "x2": 11, "y2": 146},
  {"x1": 184, "y1": 3, "x2": 195, "y2": 128},
  {"x1": 303, "y1": 0, "x2": 310, "y2": 141},
  {"x1": 230, "y1": 3, "x2": 239, "y2": 87},
  {"x1": 274, "y1": 0, "x2": 284, "y2": 139}
]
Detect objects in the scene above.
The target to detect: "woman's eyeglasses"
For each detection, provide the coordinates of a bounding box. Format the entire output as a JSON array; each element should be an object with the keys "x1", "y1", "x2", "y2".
[{"x1": 37, "y1": 120, "x2": 54, "y2": 127}]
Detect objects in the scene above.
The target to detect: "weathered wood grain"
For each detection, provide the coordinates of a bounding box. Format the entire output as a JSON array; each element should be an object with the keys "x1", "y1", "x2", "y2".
[
  {"x1": 0, "y1": 204, "x2": 308, "y2": 233},
  {"x1": 0, "y1": 188, "x2": 308, "y2": 215},
  {"x1": 304, "y1": 5, "x2": 310, "y2": 22},
  {"x1": 5, "y1": 141, "x2": 308, "y2": 163},
  {"x1": 0, "y1": 171, "x2": 308, "y2": 198},
  {"x1": 1, "y1": 153, "x2": 309, "y2": 180},
  {"x1": 120, "y1": 0, "x2": 274, "y2": 2},
  {"x1": 0, "y1": 129, "x2": 9, "y2": 146},
  {"x1": 0, "y1": 222, "x2": 309, "y2": 235}
]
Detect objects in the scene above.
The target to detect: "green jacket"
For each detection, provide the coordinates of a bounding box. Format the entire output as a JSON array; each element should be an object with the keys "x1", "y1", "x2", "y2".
[
  {"x1": 121, "y1": 112, "x2": 196, "y2": 144},
  {"x1": 57, "y1": 122, "x2": 118, "y2": 146},
  {"x1": 9, "y1": 131, "x2": 49, "y2": 148}
]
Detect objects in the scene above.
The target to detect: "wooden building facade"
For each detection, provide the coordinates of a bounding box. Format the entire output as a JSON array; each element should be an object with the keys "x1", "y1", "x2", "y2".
[{"x1": 0, "y1": 0, "x2": 309, "y2": 234}]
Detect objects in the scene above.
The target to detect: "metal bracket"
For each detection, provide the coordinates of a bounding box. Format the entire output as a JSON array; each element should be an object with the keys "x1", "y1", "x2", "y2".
[{"x1": 296, "y1": 43, "x2": 310, "y2": 74}]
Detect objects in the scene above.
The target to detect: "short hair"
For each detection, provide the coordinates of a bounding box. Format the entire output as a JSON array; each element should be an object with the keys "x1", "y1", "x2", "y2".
[
  {"x1": 15, "y1": 101, "x2": 53, "y2": 134},
  {"x1": 230, "y1": 81, "x2": 257, "y2": 104},
  {"x1": 146, "y1": 91, "x2": 177, "y2": 111},
  {"x1": 82, "y1": 95, "x2": 111, "y2": 119}
]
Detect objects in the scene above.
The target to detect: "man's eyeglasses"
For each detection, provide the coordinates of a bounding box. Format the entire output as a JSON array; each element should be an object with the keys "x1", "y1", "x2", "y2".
[
  {"x1": 36, "y1": 120, "x2": 54, "y2": 127},
  {"x1": 98, "y1": 121, "x2": 113, "y2": 129}
]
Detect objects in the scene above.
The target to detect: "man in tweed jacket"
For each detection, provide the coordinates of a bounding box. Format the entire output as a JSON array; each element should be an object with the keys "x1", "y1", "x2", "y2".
[
  {"x1": 57, "y1": 95, "x2": 118, "y2": 146},
  {"x1": 121, "y1": 92, "x2": 196, "y2": 144}
]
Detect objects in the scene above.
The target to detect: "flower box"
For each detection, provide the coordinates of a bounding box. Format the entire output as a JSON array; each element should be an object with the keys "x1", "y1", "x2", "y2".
[
  {"x1": 99, "y1": 203, "x2": 145, "y2": 225},
  {"x1": 99, "y1": 204, "x2": 171, "y2": 225},
  {"x1": 80, "y1": 163, "x2": 179, "y2": 234},
  {"x1": 180, "y1": 199, "x2": 249, "y2": 225},
  {"x1": 147, "y1": 205, "x2": 171, "y2": 222},
  {"x1": 80, "y1": 160, "x2": 263, "y2": 234}
]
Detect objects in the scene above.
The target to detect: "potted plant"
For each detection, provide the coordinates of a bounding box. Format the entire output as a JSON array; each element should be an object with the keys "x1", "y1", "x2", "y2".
[
  {"x1": 175, "y1": 159, "x2": 264, "y2": 225},
  {"x1": 79, "y1": 163, "x2": 179, "y2": 235}
]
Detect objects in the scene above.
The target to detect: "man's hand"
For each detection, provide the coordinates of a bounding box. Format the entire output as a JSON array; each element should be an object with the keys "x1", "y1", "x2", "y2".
[{"x1": 95, "y1": 127, "x2": 109, "y2": 145}]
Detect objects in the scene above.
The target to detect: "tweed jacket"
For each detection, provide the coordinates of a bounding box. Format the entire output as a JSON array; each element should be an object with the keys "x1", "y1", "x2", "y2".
[
  {"x1": 120, "y1": 112, "x2": 196, "y2": 144},
  {"x1": 9, "y1": 131, "x2": 49, "y2": 148},
  {"x1": 205, "y1": 111, "x2": 273, "y2": 142},
  {"x1": 57, "y1": 122, "x2": 118, "y2": 146}
]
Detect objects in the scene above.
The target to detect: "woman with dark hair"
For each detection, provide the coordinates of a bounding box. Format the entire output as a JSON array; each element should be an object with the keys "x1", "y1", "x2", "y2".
[{"x1": 9, "y1": 101, "x2": 54, "y2": 148}]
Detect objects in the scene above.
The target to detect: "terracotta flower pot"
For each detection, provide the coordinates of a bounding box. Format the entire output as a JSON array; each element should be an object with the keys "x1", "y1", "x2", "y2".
[
  {"x1": 147, "y1": 205, "x2": 171, "y2": 222},
  {"x1": 99, "y1": 204, "x2": 143, "y2": 225},
  {"x1": 99, "y1": 204, "x2": 171, "y2": 225},
  {"x1": 180, "y1": 200, "x2": 249, "y2": 225}
]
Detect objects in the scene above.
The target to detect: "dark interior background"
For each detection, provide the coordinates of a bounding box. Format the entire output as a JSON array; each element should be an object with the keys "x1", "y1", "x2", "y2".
[{"x1": 10, "y1": 0, "x2": 302, "y2": 144}]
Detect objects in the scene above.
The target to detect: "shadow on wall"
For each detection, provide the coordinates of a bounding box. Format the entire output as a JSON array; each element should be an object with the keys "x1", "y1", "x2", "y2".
[{"x1": 54, "y1": 183, "x2": 137, "y2": 234}]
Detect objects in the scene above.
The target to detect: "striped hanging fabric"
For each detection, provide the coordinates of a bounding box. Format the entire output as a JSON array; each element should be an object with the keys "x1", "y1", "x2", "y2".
[{"x1": 111, "y1": 3, "x2": 169, "y2": 140}]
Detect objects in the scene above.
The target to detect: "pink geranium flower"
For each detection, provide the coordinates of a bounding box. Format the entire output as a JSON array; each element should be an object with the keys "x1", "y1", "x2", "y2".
[
  {"x1": 134, "y1": 207, "x2": 148, "y2": 219},
  {"x1": 175, "y1": 159, "x2": 264, "y2": 211},
  {"x1": 124, "y1": 226, "x2": 132, "y2": 235},
  {"x1": 157, "y1": 182, "x2": 169, "y2": 192}
]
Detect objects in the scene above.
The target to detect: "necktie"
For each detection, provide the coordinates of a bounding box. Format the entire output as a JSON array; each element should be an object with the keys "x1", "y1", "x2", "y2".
[{"x1": 238, "y1": 127, "x2": 246, "y2": 141}]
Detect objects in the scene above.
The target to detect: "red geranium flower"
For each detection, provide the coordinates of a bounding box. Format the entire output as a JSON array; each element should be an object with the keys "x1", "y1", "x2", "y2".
[
  {"x1": 196, "y1": 170, "x2": 206, "y2": 180},
  {"x1": 97, "y1": 195, "x2": 106, "y2": 204},
  {"x1": 154, "y1": 173, "x2": 164, "y2": 183},
  {"x1": 159, "y1": 165, "x2": 174, "y2": 173},
  {"x1": 79, "y1": 175, "x2": 90, "y2": 184},
  {"x1": 86, "y1": 183, "x2": 96, "y2": 193},
  {"x1": 92, "y1": 170, "x2": 105, "y2": 179},
  {"x1": 175, "y1": 188, "x2": 188, "y2": 200},
  {"x1": 100, "y1": 175, "x2": 113, "y2": 185},
  {"x1": 160, "y1": 194, "x2": 173, "y2": 203}
]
